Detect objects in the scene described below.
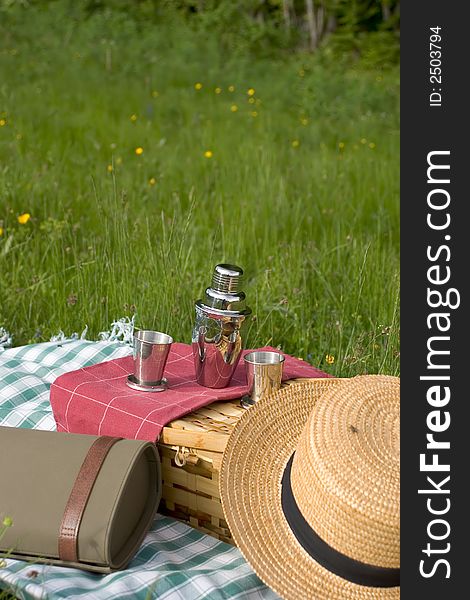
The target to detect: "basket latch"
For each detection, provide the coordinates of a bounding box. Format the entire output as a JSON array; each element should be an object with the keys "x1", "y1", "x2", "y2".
[{"x1": 173, "y1": 446, "x2": 199, "y2": 467}]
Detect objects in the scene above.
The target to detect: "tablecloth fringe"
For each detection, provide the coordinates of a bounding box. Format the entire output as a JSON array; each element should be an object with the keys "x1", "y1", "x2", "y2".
[
  {"x1": 49, "y1": 316, "x2": 136, "y2": 344},
  {"x1": 0, "y1": 327, "x2": 12, "y2": 352},
  {"x1": 0, "y1": 316, "x2": 136, "y2": 352}
]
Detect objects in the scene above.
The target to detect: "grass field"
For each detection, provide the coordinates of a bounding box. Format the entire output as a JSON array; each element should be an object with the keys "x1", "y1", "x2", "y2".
[{"x1": 0, "y1": 3, "x2": 399, "y2": 377}]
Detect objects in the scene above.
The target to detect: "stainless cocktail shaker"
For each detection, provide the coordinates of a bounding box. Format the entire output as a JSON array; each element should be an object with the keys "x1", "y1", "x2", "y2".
[{"x1": 192, "y1": 264, "x2": 251, "y2": 388}]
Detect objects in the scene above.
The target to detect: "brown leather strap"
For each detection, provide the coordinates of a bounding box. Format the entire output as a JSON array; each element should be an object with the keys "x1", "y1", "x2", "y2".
[{"x1": 58, "y1": 436, "x2": 122, "y2": 562}]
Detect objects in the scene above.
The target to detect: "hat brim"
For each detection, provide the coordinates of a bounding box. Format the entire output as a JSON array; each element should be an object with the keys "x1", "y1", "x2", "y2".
[{"x1": 220, "y1": 378, "x2": 400, "y2": 600}]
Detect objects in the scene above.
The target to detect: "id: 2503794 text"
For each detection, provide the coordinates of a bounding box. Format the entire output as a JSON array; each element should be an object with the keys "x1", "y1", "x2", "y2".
[{"x1": 429, "y1": 26, "x2": 443, "y2": 107}]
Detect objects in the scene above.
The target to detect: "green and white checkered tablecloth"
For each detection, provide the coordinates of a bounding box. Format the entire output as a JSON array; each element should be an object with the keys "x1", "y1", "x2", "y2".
[{"x1": 0, "y1": 340, "x2": 278, "y2": 600}]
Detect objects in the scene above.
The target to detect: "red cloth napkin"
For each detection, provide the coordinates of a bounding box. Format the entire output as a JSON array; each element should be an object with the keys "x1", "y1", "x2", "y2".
[{"x1": 49, "y1": 343, "x2": 329, "y2": 442}]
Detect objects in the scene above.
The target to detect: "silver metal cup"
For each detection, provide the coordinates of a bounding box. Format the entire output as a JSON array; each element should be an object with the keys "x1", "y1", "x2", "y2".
[
  {"x1": 241, "y1": 351, "x2": 285, "y2": 409},
  {"x1": 128, "y1": 330, "x2": 173, "y2": 392}
]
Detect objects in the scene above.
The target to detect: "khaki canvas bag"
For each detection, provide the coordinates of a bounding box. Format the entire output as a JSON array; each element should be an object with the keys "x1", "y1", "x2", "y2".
[{"x1": 0, "y1": 426, "x2": 161, "y2": 572}]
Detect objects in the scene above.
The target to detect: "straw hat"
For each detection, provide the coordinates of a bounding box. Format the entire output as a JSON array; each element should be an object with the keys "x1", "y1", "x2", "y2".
[{"x1": 220, "y1": 376, "x2": 400, "y2": 600}]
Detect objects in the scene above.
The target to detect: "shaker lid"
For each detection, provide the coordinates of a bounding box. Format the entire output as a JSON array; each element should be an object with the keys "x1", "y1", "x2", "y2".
[
  {"x1": 211, "y1": 264, "x2": 244, "y2": 293},
  {"x1": 198, "y1": 263, "x2": 251, "y2": 315}
]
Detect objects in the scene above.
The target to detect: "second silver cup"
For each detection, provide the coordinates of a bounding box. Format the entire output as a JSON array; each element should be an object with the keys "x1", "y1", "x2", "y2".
[
  {"x1": 127, "y1": 330, "x2": 173, "y2": 392},
  {"x1": 241, "y1": 351, "x2": 285, "y2": 409}
]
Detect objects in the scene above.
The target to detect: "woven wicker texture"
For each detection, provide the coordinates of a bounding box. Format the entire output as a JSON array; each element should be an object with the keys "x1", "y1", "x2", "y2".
[
  {"x1": 220, "y1": 376, "x2": 400, "y2": 600},
  {"x1": 161, "y1": 378, "x2": 322, "y2": 448},
  {"x1": 159, "y1": 379, "x2": 321, "y2": 543}
]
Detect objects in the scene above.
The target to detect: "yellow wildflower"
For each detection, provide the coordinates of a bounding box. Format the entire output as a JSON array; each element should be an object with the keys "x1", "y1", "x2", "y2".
[
  {"x1": 152, "y1": 90, "x2": 159, "y2": 98},
  {"x1": 116, "y1": 157, "x2": 123, "y2": 165},
  {"x1": 149, "y1": 177, "x2": 156, "y2": 185},
  {"x1": 16, "y1": 133, "x2": 22, "y2": 140},
  {"x1": 2, "y1": 516, "x2": 13, "y2": 528},
  {"x1": 301, "y1": 118, "x2": 309, "y2": 126},
  {"x1": 247, "y1": 88, "x2": 255, "y2": 96},
  {"x1": 228, "y1": 85, "x2": 235, "y2": 92},
  {"x1": 369, "y1": 142, "x2": 376, "y2": 149},
  {"x1": 0, "y1": 119, "x2": 6, "y2": 127},
  {"x1": 135, "y1": 147, "x2": 144, "y2": 155},
  {"x1": 338, "y1": 142, "x2": 345, "y2": 150},
  {"x1": 360, "y1": 138, "x2": 367, "y2": 144},
  {"x1": 0, "y1": 227, "x2": 3, "y2": 236},
  {"x1": 195, "y1": 82, "x2": 203, "y2": 90},
  {"x1": 248, "y1": 97, "x2": 255, "y2": 104},
  {"x1": 107, "y1": 164, "x2": 113, "y2": 172},
  {"x1": 130, "y1": 114, "x2": 137, "y2": 122},
  {"x1": 215, "y1": 87, "x2": 222, "y2": 94},
  {"x1": 325, "y1": 354, "x2": 335, "y2": 365},
  {"x1": 204, "y1": 150, "x2": 213, "y2": 158},
  {"x1": 291, "y1": 140, "x2": 300, "y2": 148},
  {"x1": 251, "y1": 111, "x2": 258, "y2": 117},
  {"x1": 299, "y1": 69, "x2": 305, "y2": 77},
  {"x1": 18, "y1": 213, "x2": 31, "y2": 225},
  {"x1": 230, "y1": 105, "x2": 238, "y2": 112}
]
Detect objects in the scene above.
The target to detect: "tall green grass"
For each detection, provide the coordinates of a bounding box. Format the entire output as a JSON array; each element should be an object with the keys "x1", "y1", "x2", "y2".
[{"x1": 0, "y1": 2, "x2": 399, "y2": 377}]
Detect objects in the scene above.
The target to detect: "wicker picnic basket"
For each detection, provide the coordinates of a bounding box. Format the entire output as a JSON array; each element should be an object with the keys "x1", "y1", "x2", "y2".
[{"x1": 157, "y1": 378, "x2": 321, "y2": 544}]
